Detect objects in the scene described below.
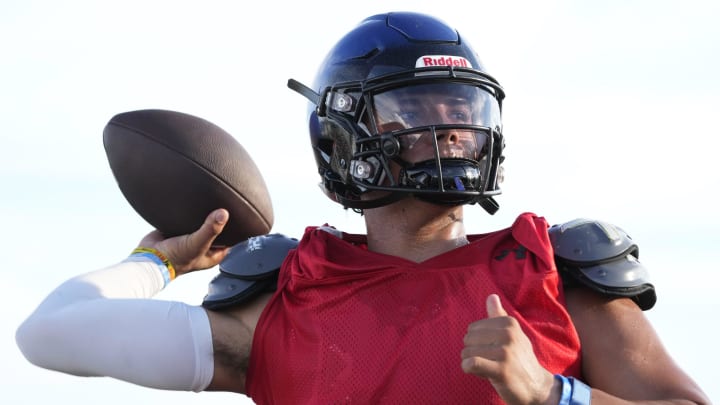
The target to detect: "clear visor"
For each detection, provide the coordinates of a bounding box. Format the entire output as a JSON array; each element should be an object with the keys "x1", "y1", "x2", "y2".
[{"x1": 372, "y1": 83, "x2": 500, "y2": 164}]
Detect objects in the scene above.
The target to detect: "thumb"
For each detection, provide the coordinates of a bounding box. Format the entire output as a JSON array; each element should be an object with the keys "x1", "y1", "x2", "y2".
[
  {"x1": 486, "y1": 294, "x2": 508, "y2": 318},
  {"x1": 194, "y1": 208, "x2": 230, "y2": 248},
  {"x1": 169, "y1": 208, "x2": 229, "y2": 259},
  {"x1": 163, "y1": 208, "x2": 230, "y2": 272}
]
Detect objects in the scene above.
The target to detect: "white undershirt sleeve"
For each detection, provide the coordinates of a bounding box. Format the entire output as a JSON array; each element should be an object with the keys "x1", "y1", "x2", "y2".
[{"x1": 16, "y1": 260, "x2": 215, "y2": 392}]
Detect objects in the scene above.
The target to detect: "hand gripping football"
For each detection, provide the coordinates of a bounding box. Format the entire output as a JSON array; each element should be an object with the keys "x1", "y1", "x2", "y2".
[{"x1": 103, "y1": 109, "x2": 273, "y2": 246}]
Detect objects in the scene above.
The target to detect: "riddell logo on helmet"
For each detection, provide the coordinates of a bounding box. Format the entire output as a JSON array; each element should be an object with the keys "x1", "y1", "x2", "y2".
[{"x1": 416, "y1": 55, "x2": 472, "y2": 68}]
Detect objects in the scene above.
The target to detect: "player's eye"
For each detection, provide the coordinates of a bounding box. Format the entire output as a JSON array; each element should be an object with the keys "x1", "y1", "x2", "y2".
[
  {"x1": 449, "y1": 111, "x2": 469, "y2": 122},
  {"x1": 398, "y1": 111, "x2": 418, "y2": 124}
]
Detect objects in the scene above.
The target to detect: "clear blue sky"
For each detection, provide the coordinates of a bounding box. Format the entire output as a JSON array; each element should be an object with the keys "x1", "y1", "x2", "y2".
[{"x1": 2, "y1": 1, "x2": 718, "y2": 403}]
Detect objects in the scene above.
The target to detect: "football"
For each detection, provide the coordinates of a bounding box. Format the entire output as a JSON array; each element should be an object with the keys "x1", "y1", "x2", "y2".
[{"x1": 103, "y1": 109, "x2": 273, "y2": 246}]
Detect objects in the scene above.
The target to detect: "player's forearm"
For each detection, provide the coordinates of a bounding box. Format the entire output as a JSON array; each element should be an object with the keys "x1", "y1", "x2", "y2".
[{"x1": 15, "y1": 260, "x2": 215, "y2": 391}]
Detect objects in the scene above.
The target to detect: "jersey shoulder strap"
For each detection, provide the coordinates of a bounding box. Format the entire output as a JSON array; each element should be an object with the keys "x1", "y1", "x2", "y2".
[
  {"x1": 548, "y1": 218, "x2": 657, "y2": 310},
  {"x1": 202, "y1": 233, "x2": 298, "y2": 310}
]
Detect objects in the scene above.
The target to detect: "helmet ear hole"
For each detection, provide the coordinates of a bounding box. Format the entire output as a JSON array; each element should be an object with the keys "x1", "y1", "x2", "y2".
[
  {"x1": 317, "y1": 118, "x2": 354, "y2": 180},
  {"x1": 316, "y1": 139, "x2": 334, "y2": 165}
]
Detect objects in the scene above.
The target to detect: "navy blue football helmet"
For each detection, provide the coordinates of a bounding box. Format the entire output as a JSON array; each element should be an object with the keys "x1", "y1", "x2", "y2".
[{"x1": 288, "y1": 12, "x2": 505, "y2": 214}]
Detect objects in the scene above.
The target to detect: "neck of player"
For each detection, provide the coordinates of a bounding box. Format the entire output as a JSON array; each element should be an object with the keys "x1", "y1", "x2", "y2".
[{"x1": 363, "y1": 198, "x2": 469, "y2": 263}]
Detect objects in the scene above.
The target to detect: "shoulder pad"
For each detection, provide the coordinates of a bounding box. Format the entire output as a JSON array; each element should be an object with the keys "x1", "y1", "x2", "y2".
[
  {"x1": 202, "y1": 233, "x2": 299, "y2": 310},
  {"x1": 548, "y1": 218, "x2": 657, "y2": 311}
]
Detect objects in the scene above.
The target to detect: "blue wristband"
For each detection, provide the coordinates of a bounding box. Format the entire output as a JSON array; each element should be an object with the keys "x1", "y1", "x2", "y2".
[
  {"x1": 569, "y1": 376, "x2": 592, "y2": 405},
  {"x1": 555, "y1": 374, "x2": 572, "y2": 405},
  {"x1": 127, "y1": 251, "x2": 172, "y2": 287},
  {"x1": 554, "y1": 374, "x2": 591, "y2": 405}
]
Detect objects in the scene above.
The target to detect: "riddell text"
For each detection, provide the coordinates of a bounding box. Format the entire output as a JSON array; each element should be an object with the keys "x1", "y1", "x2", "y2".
[{"x1": 421, "y1": 56, "x2": 469, "y2": 67}]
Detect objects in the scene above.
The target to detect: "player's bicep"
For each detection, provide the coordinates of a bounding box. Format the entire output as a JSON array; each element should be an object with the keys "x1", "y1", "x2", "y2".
[
  {"x1": 565, "y1": 289, "x2": 708, "y2": 402},
  {"x1": 204, "y1": 292, "x2": 273, "y2": 393}
]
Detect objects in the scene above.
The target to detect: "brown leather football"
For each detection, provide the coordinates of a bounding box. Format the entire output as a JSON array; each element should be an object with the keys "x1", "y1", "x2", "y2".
[{"x1": 103, "y1": 109, "x2": 273, "y2": 246}]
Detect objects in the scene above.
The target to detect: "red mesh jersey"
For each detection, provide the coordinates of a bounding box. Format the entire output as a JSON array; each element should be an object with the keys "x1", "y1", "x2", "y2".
[{"x1": 247, "y1": 213, "x2": 582, "y2": 404}]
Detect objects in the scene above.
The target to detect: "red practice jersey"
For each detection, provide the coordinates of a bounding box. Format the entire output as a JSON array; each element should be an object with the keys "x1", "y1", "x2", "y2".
[{"x1": 247, "y1": 213, "x2": 582, "y2": 404}]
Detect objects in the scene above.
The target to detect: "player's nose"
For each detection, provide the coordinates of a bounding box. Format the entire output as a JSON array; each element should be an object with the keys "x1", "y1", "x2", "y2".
[{"x1": 436, "y1": 128, "x2": 460, "y2": 144}]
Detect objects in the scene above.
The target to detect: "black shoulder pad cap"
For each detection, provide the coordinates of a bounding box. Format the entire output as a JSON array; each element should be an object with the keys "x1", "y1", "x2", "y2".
[
  {"x1": 202, "y1": 233, "x2": 299, "y2": 310},
  {"x1": 548, "y1": 218, "x2": 657, "y2": 311}
]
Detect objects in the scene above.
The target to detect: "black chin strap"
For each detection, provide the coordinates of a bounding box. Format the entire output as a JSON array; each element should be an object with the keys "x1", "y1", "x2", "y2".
[{"x1": 479, "y1": 197, "x2": 500, "y2": 215}]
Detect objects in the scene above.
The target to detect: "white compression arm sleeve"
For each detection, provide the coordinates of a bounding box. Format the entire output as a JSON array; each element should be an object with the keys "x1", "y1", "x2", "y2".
[{"x1": 16, "y1": 259, "x2": 215, "y2": 392}]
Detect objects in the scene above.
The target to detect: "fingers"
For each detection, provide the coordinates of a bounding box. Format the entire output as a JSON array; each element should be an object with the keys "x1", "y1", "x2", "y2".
[
  {"x1": 486, "y1": 294, "x2": 507, "y2": 318},
  {"x1": 461, "y1": 294, "x2": 511, "y2": 376},
  {"x1": 463, "y1": 294, "x2": 555, "y2": 404},
  {"x1": 461, "y1": 352, "x2": 499, "y2": 375},
  {"x1": 464, "y1": 294, "x2": 512, "y2": 346},
  {"x1": 461, "y1": 330, "x2": 509, "y2": 371}
]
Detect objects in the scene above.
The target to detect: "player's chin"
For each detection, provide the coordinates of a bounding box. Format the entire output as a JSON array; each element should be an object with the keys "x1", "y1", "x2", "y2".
[{"x1": 401, "y1": 195, "x2": 464, "y2": 213}]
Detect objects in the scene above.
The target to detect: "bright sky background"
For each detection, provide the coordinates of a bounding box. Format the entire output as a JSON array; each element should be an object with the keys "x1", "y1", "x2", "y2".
[{"x1": 2, "y1": 0, "x2": 718, "y2": 404}]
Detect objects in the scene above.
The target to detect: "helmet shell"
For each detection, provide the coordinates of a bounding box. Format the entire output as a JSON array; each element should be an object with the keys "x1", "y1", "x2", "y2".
[{"x1": 313, "y1": 12, "x2": 489, "y2": 90}]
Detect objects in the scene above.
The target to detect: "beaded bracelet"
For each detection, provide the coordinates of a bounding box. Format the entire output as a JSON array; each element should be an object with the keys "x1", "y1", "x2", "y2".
[
  {"x1": 554, "y1": 374, "x2": 592, "y2": 405},
  {"x1": 131, "y1": 247, "x2": 177, "y2": 286}
]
